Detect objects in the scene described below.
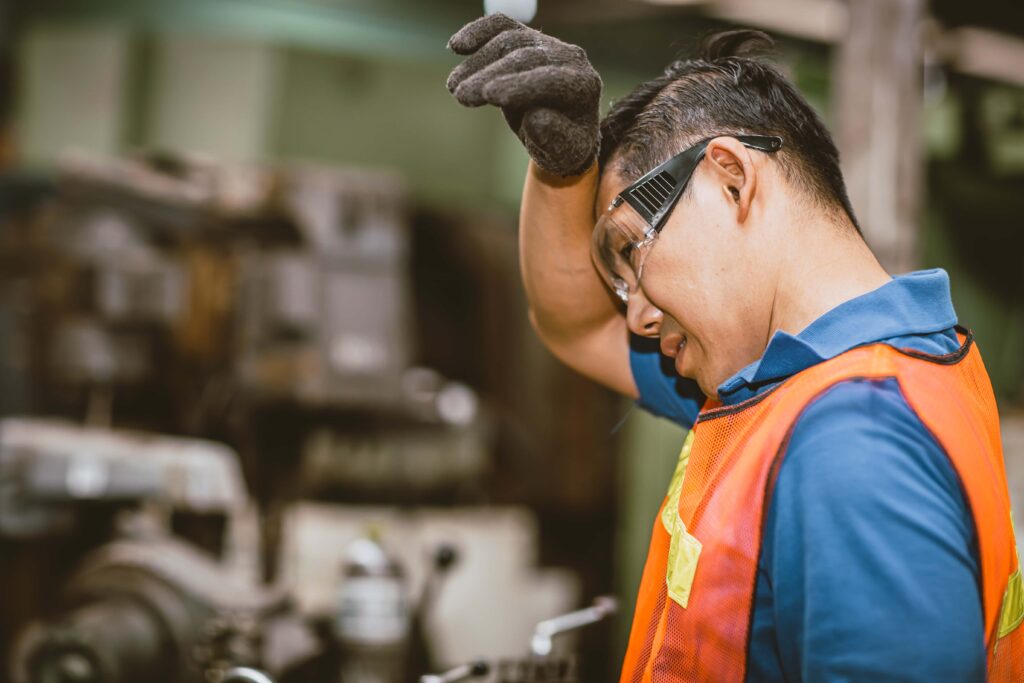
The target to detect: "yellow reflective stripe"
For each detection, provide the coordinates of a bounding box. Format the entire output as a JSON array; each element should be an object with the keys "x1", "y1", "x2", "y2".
[
  {"x1": 659, "y1": 431, "x2": 701, "y2": 609},
  {"x1": 661, "y1": 430, "x2": 695, "y2": 534},
  {"x1": 997, "y1": 513, "x2": 1024, "y2": 640},
  {"x1": 999, "y1": 568, "x2": 1024, "y2": 639},
  {"x1": 666, "y1": 510, "x2": 702, "y2": 608}
]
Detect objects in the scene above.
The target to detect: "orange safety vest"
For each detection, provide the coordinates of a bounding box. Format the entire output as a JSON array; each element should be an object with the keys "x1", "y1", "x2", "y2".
[{"x1": 620, "y1": 329, "x2": 1024, "y2": 682}]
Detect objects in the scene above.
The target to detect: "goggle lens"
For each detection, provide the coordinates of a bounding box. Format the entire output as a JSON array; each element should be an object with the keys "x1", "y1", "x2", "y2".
[{"x1": 591, "y1": 199, "x2": 657, "y2": 304}]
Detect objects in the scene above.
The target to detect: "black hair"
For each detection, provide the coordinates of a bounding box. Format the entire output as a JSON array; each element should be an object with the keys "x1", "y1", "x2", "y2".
[{"x1": 599, "y1": 30, "x2": 860, "y2": 231}]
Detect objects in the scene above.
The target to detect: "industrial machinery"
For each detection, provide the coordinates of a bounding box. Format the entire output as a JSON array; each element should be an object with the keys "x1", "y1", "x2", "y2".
[
  {"x1": 419, "y1": 597, "x2": 618, "y2": 683},
  {"x1": 0, "y1": 150, "x2": 607, "y2": 682},
  {"x1": 3, "y1": 150, "x2": 490, "y2": 496},
  {"x1": 0, "y1": 417, "x2": 245, "y2": 539},
  {"x1": 10, "y1": 533, "x2": 303, "y2": 683},
  {"x1": 0, "y1": 418, "x2": 316, "y2": 683}
]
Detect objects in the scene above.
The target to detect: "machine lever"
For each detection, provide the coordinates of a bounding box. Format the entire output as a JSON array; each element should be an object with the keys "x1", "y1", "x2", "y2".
[
  {"x1": 222, "y1": 667, "x2": 275, "y2": 683},
  {"x1": 419, "y1": 659, "x2": 490, "y2": 683},
  {"x1": 529, "y1": 595, "x2": 618, "y2": 656}
]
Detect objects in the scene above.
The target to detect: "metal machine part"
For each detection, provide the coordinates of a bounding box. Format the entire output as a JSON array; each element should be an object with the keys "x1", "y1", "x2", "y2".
[
  {"x1": 528, "y1": 596, "x2": 617, "y2": 657},
  {"x1": 419, "y1": 661, "x2": 489, "y2": 683},
  {"x1": 334, "y1": 532, "x2": 411, "y2": 683},
  {"x1": 222, "y1": 667, "x2": 276, "y2": 683},
  {"x1": 300, "y1": 417, "x2": 488, "y2": 494},
  {"x1": 10, "y1": 533, "x2": 296, "y2": 683},
  {"x1": 0, "y1": 418, "x2": 246, "y2": 537},
  {"x1": 237, "y1": 165, "x2": 413, "y2": 409},
  {"x1": 5, "y1": 151, "x2": 489, "y2": 499},
  {"x1": 419, "y1": 596, "x2": 617, "y2": 683},
  {"x1": 493, "y1": 657, "x2": 578, "y2": 683}
]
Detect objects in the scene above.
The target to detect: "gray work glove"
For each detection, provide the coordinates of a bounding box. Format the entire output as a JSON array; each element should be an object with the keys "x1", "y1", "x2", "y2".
[{"x1": 446, "y1": 13, "x2": 602, "y2": 177}]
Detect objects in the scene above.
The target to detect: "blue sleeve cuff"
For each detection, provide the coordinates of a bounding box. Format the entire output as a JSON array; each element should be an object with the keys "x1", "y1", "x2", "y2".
[{"x1": 629, "y1": 334, "x2": 704, "y2": 429}]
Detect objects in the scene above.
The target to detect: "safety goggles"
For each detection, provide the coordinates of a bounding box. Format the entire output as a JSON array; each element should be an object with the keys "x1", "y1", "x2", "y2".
[{"x1": 591, "y1": 134, "x2": 783, "y2": 304}]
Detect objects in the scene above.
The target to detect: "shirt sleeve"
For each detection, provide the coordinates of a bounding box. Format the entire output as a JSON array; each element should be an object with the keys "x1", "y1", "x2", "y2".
[
  {"x1": 760, "y1": 377, "x2": 985, "y2": 682},
  {"x1": 628, "y1": 334, "x2": 705, "y2": 429}
]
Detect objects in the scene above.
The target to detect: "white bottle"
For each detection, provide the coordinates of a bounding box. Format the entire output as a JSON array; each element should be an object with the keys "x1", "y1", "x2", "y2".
[{"x1": 335, "y1": 530, "x2": 410, "y2": 683}]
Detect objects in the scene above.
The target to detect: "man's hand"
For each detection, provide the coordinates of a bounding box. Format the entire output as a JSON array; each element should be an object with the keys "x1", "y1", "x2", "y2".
[{"x1": 446, "y1": 13, "x2": 602, "y2": 178}]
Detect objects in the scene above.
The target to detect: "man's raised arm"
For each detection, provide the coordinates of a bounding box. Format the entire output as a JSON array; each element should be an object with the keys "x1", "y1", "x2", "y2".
[
  {"x1": 519, "y1": 162, "x2": 636, "y2": 396},
  {"x1": 446, "y1": 14, "x2": 636, "y2": 396}
]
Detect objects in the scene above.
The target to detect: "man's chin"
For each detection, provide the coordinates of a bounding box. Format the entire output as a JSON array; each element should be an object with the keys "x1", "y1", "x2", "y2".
[
  {"x1": 675, "y1": 350, "x2": 713, "y2": 398},
  {"x1": 675, "y1": 346, "x2": 725, "y2": 399},
  {"x1": 692, "y1": 370, "x2": 721, "y2": 401}
]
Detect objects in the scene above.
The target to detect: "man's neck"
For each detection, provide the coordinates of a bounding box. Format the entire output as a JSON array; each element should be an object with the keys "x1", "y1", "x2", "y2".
[{"x1": 767, "y1": 219, "x2": 891, "y2": 345}]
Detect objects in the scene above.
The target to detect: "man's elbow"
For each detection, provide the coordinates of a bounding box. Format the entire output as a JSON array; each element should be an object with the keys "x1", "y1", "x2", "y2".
[
  {"x1": 526, "y1": 308, "x2": 638, "y2": 398},
  {"x1": 527, "y1": 307, "x2": 574, "y2": 360}
]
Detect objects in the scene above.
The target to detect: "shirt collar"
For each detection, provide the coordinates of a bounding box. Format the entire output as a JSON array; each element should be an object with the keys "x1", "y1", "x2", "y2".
[{"x1": 716, "y1": 269, "x2": 958, "y2": 404}]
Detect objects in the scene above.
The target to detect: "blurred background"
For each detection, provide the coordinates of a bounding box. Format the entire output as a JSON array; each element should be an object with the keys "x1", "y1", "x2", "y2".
[{"x1": 0, "y1": 1, "x2": 1022, "y2": 682}]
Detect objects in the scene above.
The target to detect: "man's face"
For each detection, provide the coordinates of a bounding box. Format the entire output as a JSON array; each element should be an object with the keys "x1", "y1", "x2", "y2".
[{"x1": 595, "y1": 153, "x2": 774, "y2": 398}]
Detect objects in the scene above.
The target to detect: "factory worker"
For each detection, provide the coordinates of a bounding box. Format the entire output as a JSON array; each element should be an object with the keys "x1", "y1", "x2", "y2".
[{"x1": 447, "y1": 14, "x2": 1023, "y2": 682}]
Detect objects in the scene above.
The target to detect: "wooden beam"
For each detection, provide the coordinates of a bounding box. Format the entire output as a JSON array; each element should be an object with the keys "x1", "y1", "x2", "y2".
[
  {"x1": 832, "y1": 0, "x2": 926, "y2": 273},
  {"x1": 704, "y1": 0, "x2": 847, "y2": 43},
  {"x1": 944, "y1": 27, "x2": 1024, "y2": 88},
  {"x1": 631, "y1": 0, "x2": 848, "y2": 42},
  {"x1": 633, "y1": 0, "x2": 1024, "y2": 87}
]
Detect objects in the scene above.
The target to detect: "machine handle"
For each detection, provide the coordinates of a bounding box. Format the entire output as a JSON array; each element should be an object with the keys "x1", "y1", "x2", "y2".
[
  {"x1": 222, "y1": 667, "x2": 275, "y2": 683},
  {"x1": 419, "y1": 660, "x2": 490, "y2": 683},
  {"x1": 529, "y1": 595, "x2": 618, "y2": 656}
]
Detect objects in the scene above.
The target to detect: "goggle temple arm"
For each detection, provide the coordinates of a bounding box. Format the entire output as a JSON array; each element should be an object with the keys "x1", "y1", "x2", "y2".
[
  {"x1": 618, "y1": 143, "x2": 708, "y2": 234},
  {"x1": 618, "y1": 134, "x2": 783, "y2": 235}
]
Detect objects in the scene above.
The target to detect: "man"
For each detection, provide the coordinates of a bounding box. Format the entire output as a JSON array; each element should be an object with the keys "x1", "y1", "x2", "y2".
[{"x1": 446, "y1": 14, "x2": 1023, "y2": 682}]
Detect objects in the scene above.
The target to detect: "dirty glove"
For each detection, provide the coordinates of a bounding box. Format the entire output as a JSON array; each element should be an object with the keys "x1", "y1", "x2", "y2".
[{"x1": 446, "y1": 13, "x2": 602, "y2": 177}]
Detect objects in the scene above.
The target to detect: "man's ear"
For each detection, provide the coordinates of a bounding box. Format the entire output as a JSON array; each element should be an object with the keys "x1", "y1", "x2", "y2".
[{"x1": 705, "y1": 137, "x2": 758, "y2": 223}]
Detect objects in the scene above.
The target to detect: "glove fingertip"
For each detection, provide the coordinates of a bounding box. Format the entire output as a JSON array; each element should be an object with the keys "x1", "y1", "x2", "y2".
[
  {"x1": 447, "y1": 13, "x2": 519, "y2": 54},
  {"x1": 447, "y1": 37, "x2": 471, "y2": 55},
  {"x1": 453, "y1": 83, "x2": 485, "y2": 107}
]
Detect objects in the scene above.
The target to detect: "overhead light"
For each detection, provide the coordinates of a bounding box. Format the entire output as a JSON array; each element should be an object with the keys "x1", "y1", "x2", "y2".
[{"x1": 484, "y1": 0, "x2": 537, "y2": 24}]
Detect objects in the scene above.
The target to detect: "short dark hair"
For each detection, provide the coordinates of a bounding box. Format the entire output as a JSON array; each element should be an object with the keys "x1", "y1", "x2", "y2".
[{"x1": 599, "y1": 30, "x2": 859, "y2": 231}]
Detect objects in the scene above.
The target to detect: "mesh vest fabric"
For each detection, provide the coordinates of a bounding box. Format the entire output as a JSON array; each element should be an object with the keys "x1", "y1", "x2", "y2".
[{"x1": 619, "y1": 330, "x2": 1024, "y2": 682}]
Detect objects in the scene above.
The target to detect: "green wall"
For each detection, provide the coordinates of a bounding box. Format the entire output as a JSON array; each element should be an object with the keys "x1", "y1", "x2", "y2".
[{"x1": 270, "y1": 48, "x2": 525, "y2": 210}]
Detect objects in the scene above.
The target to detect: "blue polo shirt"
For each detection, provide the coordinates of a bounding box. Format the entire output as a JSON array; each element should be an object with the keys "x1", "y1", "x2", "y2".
[{"x1": 629, "y1": 269, "x2": 986, "y2": 681}]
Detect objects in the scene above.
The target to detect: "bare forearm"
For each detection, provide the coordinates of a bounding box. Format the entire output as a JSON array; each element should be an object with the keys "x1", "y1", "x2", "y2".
[
  {"x1": 519, "y1": 160, "x2": 619, "y2": 340},
  {"x1": 518, "y1": 161, "x2": 637, "y2": 396}
]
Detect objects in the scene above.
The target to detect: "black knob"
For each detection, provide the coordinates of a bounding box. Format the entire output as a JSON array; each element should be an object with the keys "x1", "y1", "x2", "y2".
[{"x1": 434, "y1": 544, "x2": 458, "y2": 571}]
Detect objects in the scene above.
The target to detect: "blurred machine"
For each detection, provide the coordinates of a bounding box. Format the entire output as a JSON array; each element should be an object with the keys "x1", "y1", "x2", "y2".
[
  {"x1": 19, "y1": 152, "x2": 489, "y2": 493},
  {"x1": 0, "y1": 153, "x2": 594, "y2": 682},
  {"x1": 12, "y1": 533, "x2": 294, "y2": 683},
  {"x1": 0, "y1": 419, "x2": 474, "y2": 683},
  {"x1": 419, "y1": 596, "x2": 618, "y2": 683},
  {"x1": 0, "y1": 417, "x2": 597, "y2": 683},
  {"x1": 0, "y1": 418, "x2": 313, "y2": 683},
  {"x1": 0, "y1": 418, "x2": 244, "y2": 538}
]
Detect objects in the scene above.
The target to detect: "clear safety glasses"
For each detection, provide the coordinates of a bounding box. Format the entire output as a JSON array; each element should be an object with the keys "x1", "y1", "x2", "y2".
[{"x1": 591, "y1": 134, "x2": 783, "y2": 304}]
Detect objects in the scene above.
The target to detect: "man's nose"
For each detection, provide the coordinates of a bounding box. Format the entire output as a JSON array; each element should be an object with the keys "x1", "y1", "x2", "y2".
[{"x1": 626, "y1": 288, "x2": 662, "y2": 337}]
